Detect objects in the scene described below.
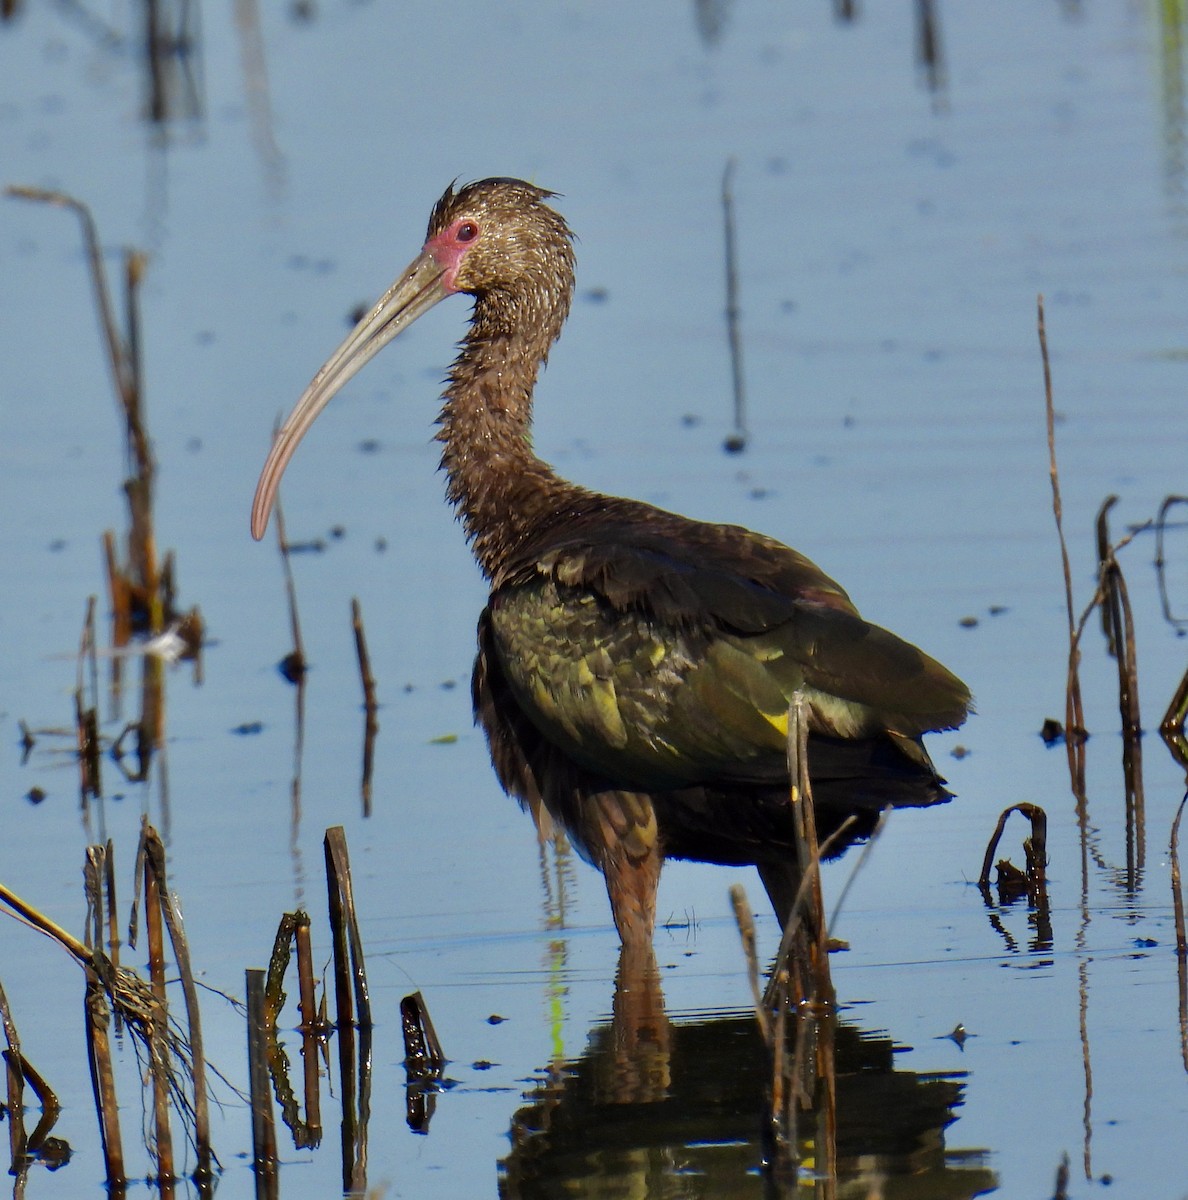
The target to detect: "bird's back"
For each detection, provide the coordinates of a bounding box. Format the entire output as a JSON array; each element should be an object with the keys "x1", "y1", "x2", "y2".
[{"x1": 484, "y1": 494, "x2": 970, "y2": 794}]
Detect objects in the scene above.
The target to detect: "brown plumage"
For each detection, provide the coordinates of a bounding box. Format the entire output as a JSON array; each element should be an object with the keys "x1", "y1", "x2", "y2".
[{"x1": 253, "y1": 178, "x2": 972, "y2": 947}]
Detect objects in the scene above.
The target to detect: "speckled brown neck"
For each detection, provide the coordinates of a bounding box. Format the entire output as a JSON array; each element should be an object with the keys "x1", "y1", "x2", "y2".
[{"x1": 435, "y1": 289, "x2": 582, "y2": 580}]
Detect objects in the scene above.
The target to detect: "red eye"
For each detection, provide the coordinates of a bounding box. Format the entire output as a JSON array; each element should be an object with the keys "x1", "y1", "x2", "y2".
[{"x1": 456, "y1": 221, "x2": 479, "y2": 243}]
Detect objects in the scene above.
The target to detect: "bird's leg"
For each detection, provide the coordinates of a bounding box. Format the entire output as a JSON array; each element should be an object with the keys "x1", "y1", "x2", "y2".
[{"x1": 586, "y1": 789, "x2": 662, "y2": 948}]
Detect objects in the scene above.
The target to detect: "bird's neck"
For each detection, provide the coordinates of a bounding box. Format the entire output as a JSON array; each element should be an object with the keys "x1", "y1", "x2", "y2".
[{"x1": 436, "y1": 310, "x2": 580, "y2": 580}]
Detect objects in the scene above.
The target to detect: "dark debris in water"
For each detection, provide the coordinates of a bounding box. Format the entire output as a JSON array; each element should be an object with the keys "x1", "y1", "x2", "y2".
[
  {"x1": 278, "y1": 652, "x2": 307, "y2": 684},
  {"x1": 230, "y1": 721, "x2": 264, "y2": 736},
  {"x1": 1040, "y1": 717, "x2": 1088, "y2": 746}
]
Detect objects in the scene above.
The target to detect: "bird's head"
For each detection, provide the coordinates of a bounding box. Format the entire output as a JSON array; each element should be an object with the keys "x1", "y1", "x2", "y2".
[
  {"x1": 250, "y1": 178, "x2": 574, "y2": 540},
  {"x1": 424, "y1": 178, "x2": 575, "y2": 305}
]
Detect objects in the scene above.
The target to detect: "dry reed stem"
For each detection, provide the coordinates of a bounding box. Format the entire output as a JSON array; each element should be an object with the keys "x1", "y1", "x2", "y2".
[
  {"x1": 1053, "y1": 1152, "x2": 1070, "y2": 1200},
  {"x1": 5, "y1": 187, "x2": 133, "y2": 410},
  {"x1": 293, "y1": 917, "x2": 323, "y2": 1142},
  {"x1": 351, "y1": 598, "x2": 378, "y2": 717},
  {"x1": 1095, "y1": 495, "x2": 1121, "y2": 653},
  {"x1": 104, "y1": 838, "x2": 120, "y2": 969},
  {"x1": 3, "y1": 1046, "x2": 60, "y2": 1144},
  {"x1": 1, "y1": 977, "x2": 27, "y2": 1169},
  {"x1": 260, "y1": 911, "x2": 323, "y2": 1149},
  {"x1": 1095, "y1": 499, "x2": 1143, "y2": 738},
  {"x1": 6, "y1": 186, "x2": 164, "y2": 647},
  {"x1": 1038, "y1": 295, "x2": 1087, "y2": 799},
  {"x1": 720, "y1": 157, "x2": 748, "y2": 453},
  {"x1": 323, "y1": 827, "x2": 371, "y2": 1029},
  {"x1": 351, "y1": 598, "x2": 379, "y2": 816},
  {"x1": 728, "y1": 884, "x2": 770, "y2": 1045},
  {"x1": 74, "y1": 598, "x2": 102, "y2": 803},
  {"x1": 142, "y1": 823, "x2": 214, "y2": 1179},
  {"x1": 264, "y1": 912, "x2": 300, "y2": 1021},
  {"x1": 294, "y1": 915, "x2": 318, "y2": 1031},
  {"x1": 756, "y1": 696, "x2": 839, "y2": 1189},
  {"x1": 84, "y1": 975, "x2": 125, "y2": 1187},
  {"x1": 399, "y1": 992, "x2": 445, "y2": 1078},
  {"x1": 978, "y1": 803, "x2": 1049, "y2": 899},
  {"x1": 245, "y1": 969, "x2": 278, "y2": 1191},
  {"x1": 273, "y1": 493, "x2": 307, "y2": 680},
  {"x1": 143, "y1": 834, "x2": 176, "y2": 1185}
]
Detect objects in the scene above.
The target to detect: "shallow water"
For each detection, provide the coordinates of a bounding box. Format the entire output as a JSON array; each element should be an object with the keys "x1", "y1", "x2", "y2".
[{"x1": 2, "y1": 2, "x2": 1187, "y2": 1197}]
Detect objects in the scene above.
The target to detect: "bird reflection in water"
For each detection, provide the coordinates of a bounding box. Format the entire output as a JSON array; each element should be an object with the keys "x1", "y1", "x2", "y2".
[
  {"x1": 499, "y1": 938, "x2": 996, "y2": 1199},
  {"x1": 500, "y1": 1011, "x2": 996, "y2": 1198},
  {"x1": 252, "y1": 179, "x2": 971, "y2": 949}
]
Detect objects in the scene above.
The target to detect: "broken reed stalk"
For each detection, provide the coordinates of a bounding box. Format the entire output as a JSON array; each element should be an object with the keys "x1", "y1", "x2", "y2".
[
  {"x1": 103, "y1": 533, "x2": 131, "y2": 703},
  {"x1": 351, "y1": 598, "x2": 379, "y2": 817},
  {"x1": 143, "y1": 831, "x2": 176, "y2": 1185},
  {"x1": 84, "y1": 846, "x2": 107, "y2": 962},
  {"x1": 400, "y1": 992, "x2": 445, "y2": 1079},
  {"x1": 1, "y1": 977, "x2": 27, "y2": 1169},
  {"x1": 720, "y1": 157, "x2": 748, "y2": 453},
  {"x1": 6, "y1": 186, "x2": 163, "y2": 637},
  {"x1": 141, "y1": 823, "x2": 213, "y2": 1179},
  {"x1": 274, "y1": 494, "x2": 307, "y2": 680},
  {"x1": 772, "y1": 696, "x2": 834, "y2": 1011},
  {"x1": 1095, "y1": 498, "x2": 1143, "y2": 738},
  {"x1": 323, "y1": 827, "x2": 371, "y2": 1029},
  {"x1": 104, "y1": 838, "x2": 120, "y2": 968},
  {"x1": 264, "y1": 911, "x2": 300, "y2": 1019},
  {"x1": 1053, "y1": 1151, "x2": 1071, "y2": 1200},
  {"x1": 728, "y1": 885, "x2": 770, "y2": 1045},
  {"x1": 294, "y1": 915, "x2": 323, "y2": 1142},
  {"x1": 75, "y1": 598, "x2": 103, "y2": 804},
  {"x1": 5, "y1": 187, "x2": 134, "y2": 414},
  {"x1": 84, "y1": 972, "x2": 125, "y2": 1187},
  {"x1": 294, "y1": 915, "x2": 318, "y2": 1030},
  {"x1": 351, "y1": 598, "x2": 378, "y2": 718},
  {"x1": 1095, "y1": 496, "x2": 1123, "y2": 656},
  {"x1": 753, "y1": 696, "x2": 838, "y2": 1187},
  {"x1": 76, "y1": 850, "x2": 127, "y2": 1188},
  {"x1": 1038, "y1": 295, "x2": 1087, "y2": 799},
  {"x1": 2, "y1": 1042, "x2": 61, "y2": 1169},
  {"x1": 978, "y1": 803, "x2": 1049, "y2": 908},
  {"x1": 245, "y1": 969, "x2": 278, "y2": 1191},
  {"x1": 261, "y1": 912, "x2": 323, "y2": 1151}
]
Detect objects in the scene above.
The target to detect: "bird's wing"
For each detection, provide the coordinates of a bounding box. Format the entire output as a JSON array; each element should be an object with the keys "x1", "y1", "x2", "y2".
[{"x1": 488, "y1": 518, "x2": 970, "y2": 790}]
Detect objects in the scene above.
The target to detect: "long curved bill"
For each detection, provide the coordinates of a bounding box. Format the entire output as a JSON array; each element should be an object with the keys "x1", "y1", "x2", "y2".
[{"x1": 251, "y1": 247, "x2": 452, "y2": 540}]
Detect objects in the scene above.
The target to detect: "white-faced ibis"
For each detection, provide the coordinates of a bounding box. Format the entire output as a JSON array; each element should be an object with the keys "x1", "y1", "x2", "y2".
[{"x1": 252, "y1": 178, "x2": 971, "y2": 948}]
